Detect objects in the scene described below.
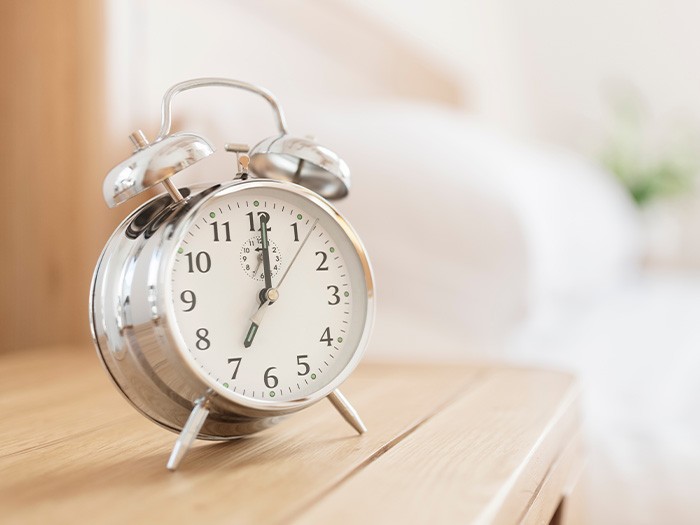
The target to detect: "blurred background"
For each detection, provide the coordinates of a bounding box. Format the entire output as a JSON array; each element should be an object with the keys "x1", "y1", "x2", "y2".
[{"x1": 2, "y1": 0, "x2": 700, "y2": 523}]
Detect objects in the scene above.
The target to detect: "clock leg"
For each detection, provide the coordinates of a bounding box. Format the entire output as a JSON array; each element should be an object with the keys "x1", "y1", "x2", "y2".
[
  {"x1": 327, "y1": 389, "x2": 367, "y2": 435},
  {"x1": 166, "y1": 398, "x2": 210, "y2": 471}
]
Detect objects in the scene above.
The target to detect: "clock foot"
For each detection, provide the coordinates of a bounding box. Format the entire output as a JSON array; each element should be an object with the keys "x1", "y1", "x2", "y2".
[
  {"x1": 327, "y1": 389, "x2": 367, "y2": 435},
  {"x1": 167, "y1": 398, "x2": 210, "y2": 471}
]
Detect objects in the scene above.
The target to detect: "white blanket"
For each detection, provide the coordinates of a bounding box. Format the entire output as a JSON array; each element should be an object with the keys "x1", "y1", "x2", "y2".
[{"x1": 509, "y1": 273, "x2": 700, "y2": 525}]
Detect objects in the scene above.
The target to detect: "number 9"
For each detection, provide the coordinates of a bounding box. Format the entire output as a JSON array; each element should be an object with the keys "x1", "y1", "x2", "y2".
[{"x1": 180, "y1": 290, "x2": 196, "y2": 312}]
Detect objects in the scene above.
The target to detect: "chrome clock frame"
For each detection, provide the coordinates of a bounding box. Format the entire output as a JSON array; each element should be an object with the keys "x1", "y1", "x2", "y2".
[{"x1": 90, "y1": 180, "x2": 374, "y2": 459}]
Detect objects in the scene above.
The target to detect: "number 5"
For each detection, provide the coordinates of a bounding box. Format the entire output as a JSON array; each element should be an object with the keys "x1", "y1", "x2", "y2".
[{"x1": 297, "y1": 355, "x2": 310, "y2": 376}]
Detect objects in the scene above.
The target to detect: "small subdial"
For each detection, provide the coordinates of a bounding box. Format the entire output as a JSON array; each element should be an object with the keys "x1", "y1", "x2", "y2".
[{"x1": 239, "y1": 235, "x2": 282, "y2": 281}]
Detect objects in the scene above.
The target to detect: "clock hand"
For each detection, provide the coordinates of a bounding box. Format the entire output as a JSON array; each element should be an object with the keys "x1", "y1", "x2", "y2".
[
  {"x1": 243, "y1": 287, "x2": 279, "y2": 348},
  {"x1": 259, "y1": 216, "x2": 273, "y2": 295},
  {"x1": 251, "y1": 252, "x2": 263, "y2": 278},
  {"x1": 243, "y1": 219, "x2": 318, "y2": 348},
  {"x1": 274, "y1": 218, "x2": 319, "y2": 290},
  {"x1": 245, "y1": 216, "x2": 273, "y2": 348}
]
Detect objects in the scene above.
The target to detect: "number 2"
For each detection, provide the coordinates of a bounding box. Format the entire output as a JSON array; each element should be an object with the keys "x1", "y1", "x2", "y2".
[{"x1": 315, "y1": 251, "x2": 328, "y2": 271}]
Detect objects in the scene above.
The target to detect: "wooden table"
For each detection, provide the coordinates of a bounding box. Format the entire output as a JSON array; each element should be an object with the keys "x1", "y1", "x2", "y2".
[{"x1": 0, "y1": 346, "x2": 584, "y2": 525}]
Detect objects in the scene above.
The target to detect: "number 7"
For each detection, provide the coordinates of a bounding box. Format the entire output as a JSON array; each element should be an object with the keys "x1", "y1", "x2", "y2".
[{"x1": 227, "y1": 357, "x2": 242, "y2": 379}]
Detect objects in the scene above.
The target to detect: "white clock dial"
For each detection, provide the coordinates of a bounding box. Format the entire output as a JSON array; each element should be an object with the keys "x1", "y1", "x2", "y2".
[{"x1": 168, "y1": 183, "x2": 370, "y2": 403}]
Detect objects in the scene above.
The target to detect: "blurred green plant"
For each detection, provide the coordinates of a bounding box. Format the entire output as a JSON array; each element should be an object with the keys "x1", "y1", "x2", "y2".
[{"x1": 602, "y1": 90, "x2": 699, "y2": 206}]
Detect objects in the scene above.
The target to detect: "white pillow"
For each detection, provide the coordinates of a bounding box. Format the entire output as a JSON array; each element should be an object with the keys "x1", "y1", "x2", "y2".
[
  {"x1": 303, "y1": 101, "x2": 643, "y2": 323},
  {"x1": 300, "y1": 102, "x2": 531, "y2": 358},
  {"x1": 469, "y1": 131, "x2": 644, "y2": 312}
]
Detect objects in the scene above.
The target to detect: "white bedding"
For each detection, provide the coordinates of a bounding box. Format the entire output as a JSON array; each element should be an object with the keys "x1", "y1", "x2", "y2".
[{"x1": 509, "y1": 273, "x2": 700, "y2": 525}]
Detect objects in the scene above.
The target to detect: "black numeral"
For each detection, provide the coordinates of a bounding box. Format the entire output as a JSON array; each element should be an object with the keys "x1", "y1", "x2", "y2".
[
  {"x1": 185, "y1": 251, "x2": 211, "y2": 273},
  {"x1": 320, "y1": 327, "x2": 333, "y2": 347},
  {"x1": 315, "y1": 251, "x2": 329, "y2": 271},
  {"x1": 246, "y1": 211, "x2": 271, "y2": 232},
  {"x1": 291, "y1": 222, "x2": 299, "y2": 242},
  {"x1": 297, "y1": 355, "x2": 310, "y2": 376},
  {"x1": 180, "y1": 290, "x2": 196, "y2": 312},
  {"x1": 264, "y1": 366, "x2": 279, "y2": 388},
  {"x1": 195, "y1": 328, "x2": 210, "y2": 350},
  {"x1": 327, "y1": 285, "x2": 340, "y2": 305},
  {"x1": 211, "y1": 221, "x2": 231, "y2": 242},
  {"x1": 227, "y1": 357, "x2": 242, "y2": 379}
]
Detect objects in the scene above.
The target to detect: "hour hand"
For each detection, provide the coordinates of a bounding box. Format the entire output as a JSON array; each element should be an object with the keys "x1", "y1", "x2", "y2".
[
  {"x1": 243, "y1": 288, "x2": 278, "y2": 348},
  {"x1": 243, "y1": 323, "x2": 258, "y2": 348}
]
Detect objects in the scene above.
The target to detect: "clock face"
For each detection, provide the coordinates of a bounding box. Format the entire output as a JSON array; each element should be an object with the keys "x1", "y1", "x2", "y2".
[{"x1": 168, "y1": 182, "x2": 372, "y2": 405}]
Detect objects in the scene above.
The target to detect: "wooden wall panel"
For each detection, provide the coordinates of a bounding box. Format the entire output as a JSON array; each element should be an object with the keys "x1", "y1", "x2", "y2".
[{"x1": 0, "y1": 0, "x2": 117, "y2": 352}]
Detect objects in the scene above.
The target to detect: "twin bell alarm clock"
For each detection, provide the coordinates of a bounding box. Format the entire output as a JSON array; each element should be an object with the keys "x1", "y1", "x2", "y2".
[{"x1": 90, "y1": 78, "x2": 375, "y2": 470}]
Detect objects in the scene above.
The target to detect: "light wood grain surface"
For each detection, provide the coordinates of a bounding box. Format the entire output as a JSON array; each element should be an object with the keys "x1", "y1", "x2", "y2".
[{"x1": 0, "y1": 347, "x2": 582, "y2": 525}]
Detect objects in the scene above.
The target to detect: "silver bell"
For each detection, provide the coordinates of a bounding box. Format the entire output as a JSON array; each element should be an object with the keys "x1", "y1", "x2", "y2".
[
  {"x1": 103, "y1": 130, "x2": 214, "y2": 207},
  {"x1": 249, "y1": 135, "x2": 350, "y2": 200}
]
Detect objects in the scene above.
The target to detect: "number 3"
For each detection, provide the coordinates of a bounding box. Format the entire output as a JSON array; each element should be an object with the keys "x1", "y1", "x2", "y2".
[{"x1": 327, "y1": 285, "x2": 340, "y2": 305}]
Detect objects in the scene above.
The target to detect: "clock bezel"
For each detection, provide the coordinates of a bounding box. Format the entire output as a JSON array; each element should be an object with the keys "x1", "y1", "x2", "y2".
[{"x1": 161, "y1": 179, "x2": 375, "y2": 413}]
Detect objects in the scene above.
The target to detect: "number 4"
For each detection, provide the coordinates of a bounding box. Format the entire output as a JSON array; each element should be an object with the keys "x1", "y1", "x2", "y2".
[{"x1": 320, "y1": 327, "x2": 333, "y2": 347}]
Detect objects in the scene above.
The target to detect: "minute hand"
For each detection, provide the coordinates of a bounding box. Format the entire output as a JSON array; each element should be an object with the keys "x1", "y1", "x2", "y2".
[
  {"x1": 259, "y1": 216, "x2": 273, "y2": 292},
  {"x1": 243, "y1": 219, "x2": 319, "y2": 348}
]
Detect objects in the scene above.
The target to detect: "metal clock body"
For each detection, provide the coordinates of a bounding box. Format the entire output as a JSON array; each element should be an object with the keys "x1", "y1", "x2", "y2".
[{"x1": 89, "y1": 78, "x2": 374, "y2": 470}]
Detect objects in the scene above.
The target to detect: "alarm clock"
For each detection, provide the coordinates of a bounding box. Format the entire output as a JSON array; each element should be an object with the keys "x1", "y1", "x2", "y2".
[{"x1": 90, "y1": 78, "x2": 374, "y2": 470}]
